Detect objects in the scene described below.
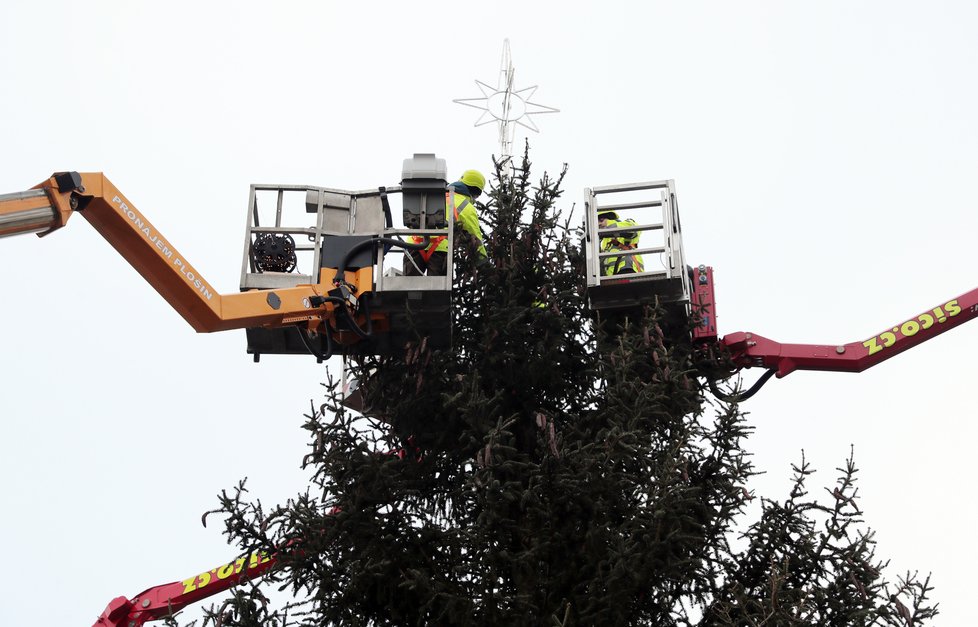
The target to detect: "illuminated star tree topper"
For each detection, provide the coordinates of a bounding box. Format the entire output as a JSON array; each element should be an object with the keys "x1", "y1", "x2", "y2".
[{"x1": 454, "y1": 39, "x2": 559, "y2": 168}]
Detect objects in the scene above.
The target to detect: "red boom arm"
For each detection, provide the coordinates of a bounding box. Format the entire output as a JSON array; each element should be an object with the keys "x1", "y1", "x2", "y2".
[
  {"x1": 722, "y1": 286, "x2": 978, "y2": 378},
  {"x1": 93, "y1": 551, "x2": 277, "y2": 627},
  {"x1": 692, "y1": 266, "x2": 978, "y2": 379}
]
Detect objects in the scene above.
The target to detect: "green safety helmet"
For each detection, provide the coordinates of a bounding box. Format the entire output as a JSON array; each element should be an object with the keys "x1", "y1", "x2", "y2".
[
  {"x1": 598, "y1": 210, "x2": 619, "y2": 220},
  {"x1": 460, "y1": 169, "x2": 486, "y2": 193}
]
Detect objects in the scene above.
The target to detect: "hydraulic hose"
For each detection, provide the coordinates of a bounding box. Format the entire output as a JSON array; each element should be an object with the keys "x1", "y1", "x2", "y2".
[
  {"x1": 379, "y1": 188, "x2": 394, "y2": 254},
  {"x1": 327, "y1": 236, "x2": 431, "y2": 347},
  {"x1": 297, "y1": 294, "x2": 372, "y2": 360},
  {"x1": 380, "y1": 187, "x2": 393, "y2": 229},
  {"x1": 344, "y1": 292, "x2": 372, "y2": 339},
  {"x1": 708, "y1": 368, "x2": 777, "y2": 403},
  {"x1": 335, "y1": 236, "x2": 430, "y2": 283},
  {"x1": 297, "y1": 323, "x2": 335, "y2": 362}
]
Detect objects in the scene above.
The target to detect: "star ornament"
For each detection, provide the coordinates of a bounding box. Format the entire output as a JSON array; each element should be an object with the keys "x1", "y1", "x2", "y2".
[{"x1": 454, "y1": 80, "x2": 559, "y2": 132}]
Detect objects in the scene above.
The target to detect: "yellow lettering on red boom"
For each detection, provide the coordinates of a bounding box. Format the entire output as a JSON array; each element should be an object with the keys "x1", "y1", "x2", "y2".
[{"x1": 862, "y1": 300, "x2": 959, "y2": 356}]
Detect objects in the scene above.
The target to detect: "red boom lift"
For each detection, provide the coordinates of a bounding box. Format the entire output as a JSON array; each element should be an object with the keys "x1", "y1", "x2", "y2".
[{"x1": 1, "y1": 170, "x2": 975, "y2": 624}]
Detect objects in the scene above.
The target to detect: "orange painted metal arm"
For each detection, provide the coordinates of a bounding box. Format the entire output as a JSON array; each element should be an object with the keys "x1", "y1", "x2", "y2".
[
  {"x1": 2, "y1": 172, "x2": 373, "y2": 333},
  {"x1": 73, "y1": 172, "x2": 335, "y2": 332}
]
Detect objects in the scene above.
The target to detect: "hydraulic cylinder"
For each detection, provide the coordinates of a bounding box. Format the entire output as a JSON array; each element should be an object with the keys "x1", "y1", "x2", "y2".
[{"x1": 0, "y1": 189, "x2": 59, "y2": 238}]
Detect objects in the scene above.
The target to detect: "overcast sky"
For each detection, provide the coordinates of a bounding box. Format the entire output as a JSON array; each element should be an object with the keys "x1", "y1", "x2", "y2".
[{"x1": 2, "y1": 2, "x2": 977, "y2": 625}]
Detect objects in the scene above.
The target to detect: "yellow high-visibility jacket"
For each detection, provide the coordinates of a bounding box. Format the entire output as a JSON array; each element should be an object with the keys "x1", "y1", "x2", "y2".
[
  {"x1": 600, "y1": 217, "x2": 644, "y2": 275},
  {"x1": 410, "y1": 186, "x2": 487, "y2": 260}
]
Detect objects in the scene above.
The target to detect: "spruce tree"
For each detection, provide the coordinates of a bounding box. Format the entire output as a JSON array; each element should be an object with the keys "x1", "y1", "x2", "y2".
[{"x1": 195, "y1": 148, "x2": 938, "y2": 626}]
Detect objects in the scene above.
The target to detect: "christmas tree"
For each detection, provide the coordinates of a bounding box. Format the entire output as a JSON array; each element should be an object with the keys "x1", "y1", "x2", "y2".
[{"x1": 198, "y1": 148, "x2": 937, "y2": 626}]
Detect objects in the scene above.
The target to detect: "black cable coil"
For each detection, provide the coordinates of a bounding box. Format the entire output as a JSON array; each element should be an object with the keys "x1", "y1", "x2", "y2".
[{"x1": 252, "y1": 233, "x2": 298, "y2": 273}]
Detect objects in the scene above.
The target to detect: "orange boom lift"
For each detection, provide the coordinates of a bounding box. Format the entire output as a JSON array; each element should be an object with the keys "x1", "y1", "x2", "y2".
[{"x1": 0, "y1": 156, "x2": 457, "y2": 361}]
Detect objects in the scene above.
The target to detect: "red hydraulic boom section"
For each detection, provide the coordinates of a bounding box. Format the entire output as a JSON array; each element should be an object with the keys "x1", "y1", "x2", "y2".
[
  {"x1": 94, "y1": 551, "x2": 276, "y2": 627},
  {"x1": 692, "y1": 266, "x2": 978, "y2": 378}
]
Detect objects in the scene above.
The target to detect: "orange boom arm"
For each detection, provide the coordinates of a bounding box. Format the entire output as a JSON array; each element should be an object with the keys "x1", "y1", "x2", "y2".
[{"x1": 0, "y1": 172, "x2": 373, "y2": 334}]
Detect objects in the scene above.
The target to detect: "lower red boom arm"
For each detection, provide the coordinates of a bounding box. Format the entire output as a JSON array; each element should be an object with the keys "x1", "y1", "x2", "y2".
[{"x1": 93, "y1": 550, "x2": 277, "y2": 627}]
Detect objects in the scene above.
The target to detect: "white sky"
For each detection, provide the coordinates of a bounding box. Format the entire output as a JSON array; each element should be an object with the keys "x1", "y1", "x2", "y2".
[{"x1": 2, "y1": 2, "x2": 976, "y2": 624}]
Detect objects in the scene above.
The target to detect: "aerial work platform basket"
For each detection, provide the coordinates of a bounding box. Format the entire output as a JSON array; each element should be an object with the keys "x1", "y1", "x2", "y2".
[
  {"x1": 584, "y1": 180, "x2": 691, "y2": 325},
  {"x1": 241, "y1": 154, "x2": 453, "y2": 360}
]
